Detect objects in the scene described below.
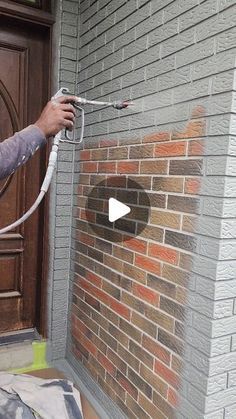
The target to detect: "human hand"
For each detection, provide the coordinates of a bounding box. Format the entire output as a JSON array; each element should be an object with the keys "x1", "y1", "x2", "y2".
[{"x1": 34, "y1": 96, "x2": 76, "y2": 138}]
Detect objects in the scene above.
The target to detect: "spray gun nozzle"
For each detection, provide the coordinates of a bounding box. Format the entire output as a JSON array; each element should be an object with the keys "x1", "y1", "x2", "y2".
[{"x1": 112, "y1": 100, "x2": 134, "y2": 110}]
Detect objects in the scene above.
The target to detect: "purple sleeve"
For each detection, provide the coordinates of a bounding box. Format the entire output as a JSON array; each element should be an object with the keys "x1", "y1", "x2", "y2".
[{"x1": 0, "y1": 125, "x2": 46, "y2": 180}]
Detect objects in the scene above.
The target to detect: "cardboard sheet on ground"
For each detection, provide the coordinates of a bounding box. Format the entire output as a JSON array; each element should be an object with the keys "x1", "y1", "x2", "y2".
[{"x1": 0, "y1": 373, "x2": 83, "y2": 418}]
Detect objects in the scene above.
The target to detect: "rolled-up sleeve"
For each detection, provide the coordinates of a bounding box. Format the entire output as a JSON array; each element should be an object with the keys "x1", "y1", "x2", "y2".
[{"x1": 0, "y1": 125, "x2": 46, "y2": 180}]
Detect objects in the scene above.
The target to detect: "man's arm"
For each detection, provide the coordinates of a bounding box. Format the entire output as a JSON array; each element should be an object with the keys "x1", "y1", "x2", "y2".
[
  {"x1": 0, "y1": 95, "x2": 76, "y2": 180},
  {"x1": 0, "y1": 125, "x2": 46, "y2": 179}
]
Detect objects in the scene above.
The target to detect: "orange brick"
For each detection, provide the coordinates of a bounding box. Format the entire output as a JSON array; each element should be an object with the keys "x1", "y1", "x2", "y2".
[
  {"x1": 98, "y1": 161, "x2": 116, "y2": 173},
  {"x1": 82, "y1": 162, "x2": 98, "y2": 173},
  {"x1": 143, "y1": 131, "x2": 171, "y2": 143},
  {"x1": 124, "y1": 237, "x2": 147, "y2": 254},
  {"x1": 155, "y1": 360, "x2": 180, "y2": 389},
  {"x1": 185, "y1": 177, "x2": 201, "y2": 194},
  {"x1": 148, "y1": 244, "x2": 178, "y2": 265},
  {"x1": 133, "y1": 283, "x2": 159, "y2": 306},
  {"x1": 117, "y1": 161, "x2": 139, "y2": 174},
  {"x1": 155, "y1": 141, "x2": 186, "y2": 157},
  {"x1": 135, "y1": 254, "x2": 161, "y2": 275},
  {"x1": 80, "y1": 150, "x2": 91, "y2": 160}
]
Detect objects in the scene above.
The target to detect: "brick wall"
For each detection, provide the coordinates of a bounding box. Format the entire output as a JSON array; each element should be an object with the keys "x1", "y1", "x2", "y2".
[{"x1": 66, "y1": 0, "x2": 236, "y2": 418}]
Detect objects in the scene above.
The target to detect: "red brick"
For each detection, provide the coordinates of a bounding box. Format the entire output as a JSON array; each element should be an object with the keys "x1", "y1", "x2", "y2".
[
  {"x1": 82, "y1": 162, "x2": 98, "y2": 173},
  {"x1": 81, "y1": 209, "x2": 96, "y2": 223},
  {"x1": 116, "y1": 371, "x2": 138, "y2": 400},
  {"x1": 85, "y1": 294, "x2": 101, "y2": 311},
  {"x1": 155, "y1": 141, "x2": 186, "y2": 157},
  {"x1": 80, "y1": 150, "x2": 91, "y2": 160},
  {"x1": 98, "y1": 161, "x2": 116, "y2": 173},
  {"x1": 155, "y1": 360, "x2": 180, "y2": 389},
  {"x1": 78, "y1": 277, "x2": 111, "y2": 306},
  {"x1": 97, "y1": 352, "x2": 116, "y2": 377},
  {"x1": 148, "y1": 243, "x2": 178, "y2": 265},
  {"x1": 135, "y1": 254, "x2": 161, "y2": 275},
  {"x1": 74, "y1": 329, "x2": 98, "y2": 357},
  {"x1": 124, "y1": 237, "x2": 147, "y2": 254},
  {"x1": 86, "y1": 271, "x2": 102, "y2": 288},
  {"x1": 110, "y1": 299, "x2": 131, "y2": 320},
  {"x1": 142, "y1": 335, "x2": 171, "y2": 365},
  {"x1": 117, "y1": 161, "x2": 139, "y2": 174},
  {"x1": 185, "y1": 178, "x2": 201, "y2": 194},
  {"x1": 143, "y1": 131, "x2": 171, "y2": 143},
  {"x1": 133, "y1": 283, "x2": 159, "y2": 306},
  {"x1": 106, "y1": 176, "x2": 127, "y2": 187},
  {"x1": 79, "y1": 232, "x2": 95, "y2": 247}
]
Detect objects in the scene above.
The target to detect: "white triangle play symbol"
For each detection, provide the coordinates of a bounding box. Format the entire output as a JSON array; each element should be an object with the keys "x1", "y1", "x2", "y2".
[{"x1": 108, "y1": 198, "x2": 131, "y2": 222}]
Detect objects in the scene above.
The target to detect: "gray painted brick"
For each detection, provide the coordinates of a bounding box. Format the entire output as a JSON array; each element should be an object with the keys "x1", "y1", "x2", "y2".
[
  {"x1": 212, "y1": 71, "x2": 235, "y2": 94},
  {"x1": 176, "y1": 37, "x2": 215, "y2": 69},
  {"x1": 135, "y1": 11, "x2": 163, "y2": 39},
  {"x1": 61, "y1": 23, "x2": 77, "y2": 37},
  {"x1": 193, "y1": 48, "x2": 236, "y2": 81},
  {"x1": 187, "y1": 383, "x2": 205, "y2": 411},
  {"x1": 206, "y1": 387, "x2": 236, "y2": 413},
  {"x1": 196, "y1": 6, "x2": 236, "y2": 42},
  {"x1": 228, "y1": 370, "x2": 236, "y2": 387},
  {"x1": 211, "y1": 336, "x2": 231, "y2": 357},
  {"x1": 204, "y1": 410, "x2": 224, "y2": 419},
  {"x1": 225, "y1": 403, "x2": 236, "y2": 419},
  {"x1": 179, "y1": 0, "x2": 218, "y2": 32},
  {"x1": 163, "y1": 0, "x2": 198, "y2": 22},
  {"x1": 209, "y1": 353, "x2": 236, "y2": 377},
  {"x1": 161, "y1": 28, "x2": 195, "y2": 58},
  {"x1": 149, "y1": 19, "x2": 178, "y2": 49},
  {"x1": 214, "y1": 299, "x2": 234, "y2": 318},
  {"x1": 62, "y1": 11, "x2": 78, "y2": 26},
  {"x1": 212, "y1": 316, "x2": 236, "y2": 338}
]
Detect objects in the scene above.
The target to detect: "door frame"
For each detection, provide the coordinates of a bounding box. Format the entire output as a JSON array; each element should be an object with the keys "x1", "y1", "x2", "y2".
[{"x1": 0, "y1": 0, "x2": 55, "y2": 338}]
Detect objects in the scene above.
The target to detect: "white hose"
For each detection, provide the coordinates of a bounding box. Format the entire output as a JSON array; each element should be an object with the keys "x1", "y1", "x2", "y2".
[{"x1": 0, "y1": 133, "x2": 60, "y2": 235}]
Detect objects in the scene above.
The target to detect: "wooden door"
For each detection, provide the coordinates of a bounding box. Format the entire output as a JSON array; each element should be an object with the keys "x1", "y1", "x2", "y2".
[{"x1": 0, "y1": 16, "x2": 50, "y2": 333}]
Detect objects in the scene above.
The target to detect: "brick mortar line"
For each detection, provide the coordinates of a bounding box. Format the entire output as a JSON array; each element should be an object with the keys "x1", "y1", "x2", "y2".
[
  {"x1": 71, "y1": 295, "x2": 181, "y2": 376},
  {"x1": 72, "y1": 260, "x2": 186, "y2": 324}
]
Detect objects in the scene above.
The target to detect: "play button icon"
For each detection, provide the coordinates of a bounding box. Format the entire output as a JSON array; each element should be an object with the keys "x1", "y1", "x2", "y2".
[
  {"x1": 85, "y1": 176, "x2": 150, "y2": 243},
  {"x1": 108, "y1": 198, "x2": 131, "y2": 222}
]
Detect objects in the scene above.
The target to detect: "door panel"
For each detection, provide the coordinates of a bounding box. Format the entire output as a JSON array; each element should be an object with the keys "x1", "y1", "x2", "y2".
[{"x1": 0, "y1": 17, "x2": 50, "y2": 332}]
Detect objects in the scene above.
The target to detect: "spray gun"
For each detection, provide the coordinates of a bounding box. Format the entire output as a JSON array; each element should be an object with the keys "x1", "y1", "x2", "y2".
[
  {"x1": 58, "y1": 87, "x2": 133, "y2": 144},
  {"x1": 0, "y1": 88, "x2": 133, "y2": 234}
]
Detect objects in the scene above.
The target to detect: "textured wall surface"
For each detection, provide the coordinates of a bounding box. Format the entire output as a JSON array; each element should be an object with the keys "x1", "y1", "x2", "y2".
[
  {"x1": 48, "y1": 0, "x2": 80, "y2": 360},
  {"x1": 63, "y1": 0, "x2": 236, "y2": 418}
]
